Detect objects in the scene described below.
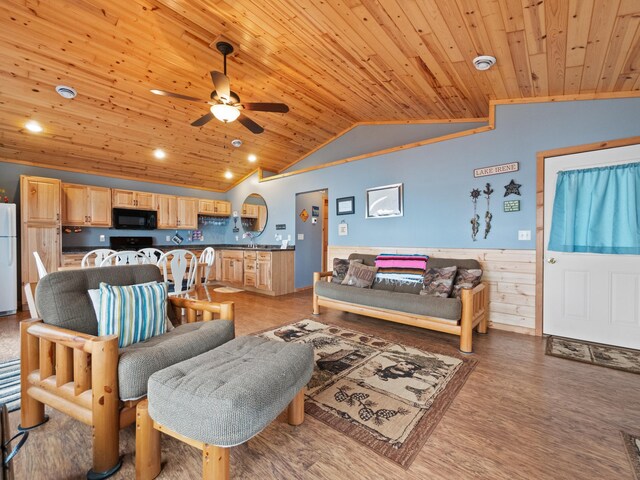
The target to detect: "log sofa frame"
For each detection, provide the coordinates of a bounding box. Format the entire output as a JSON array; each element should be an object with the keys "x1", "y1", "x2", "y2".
[
  {"x1": 313, "y1": 271, "x2": 488, "y2": 353},
  {"x1": 20, "y1": 297, "x2": 234, "y2": 479}
]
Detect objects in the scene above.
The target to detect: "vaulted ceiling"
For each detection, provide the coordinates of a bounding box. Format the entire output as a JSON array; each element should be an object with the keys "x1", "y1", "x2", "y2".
[{"x1": 1, "y1": 0, "x2": 639, "y2": 191}]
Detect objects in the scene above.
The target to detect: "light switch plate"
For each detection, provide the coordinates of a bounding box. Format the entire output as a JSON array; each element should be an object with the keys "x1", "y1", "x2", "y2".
[
  {"x1": 166, "y1": 235, "x2": 171, "y2": 242},
  {"x1": 99, "y1": 234, "x2": 106, "y2": 242},
  {"x1": 297, "y1": 233, "x2": 304, "y2": 240},
  {"x1": 518, "y1": 230, "x2": 531, "y2": 241}
]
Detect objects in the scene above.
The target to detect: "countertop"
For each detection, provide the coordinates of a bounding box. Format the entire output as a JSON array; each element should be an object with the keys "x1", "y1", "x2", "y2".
[{"x1": 62, "y1": 244, "x2": 294, "y2": 254}]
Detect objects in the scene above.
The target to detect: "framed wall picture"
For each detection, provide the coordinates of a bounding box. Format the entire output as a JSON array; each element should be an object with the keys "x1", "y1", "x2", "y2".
[
  {"x1": 336, "y1": 196, "x2": 355, "y2": 215},
  {"x1": 366, "y1": 183, "x2": 403, "y2": 218}
]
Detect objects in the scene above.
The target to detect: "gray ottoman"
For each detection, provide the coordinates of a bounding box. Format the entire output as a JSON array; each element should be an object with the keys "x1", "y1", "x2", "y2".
[{"x1": 136, "y1": 336, "x2": 314, "y2": 480}]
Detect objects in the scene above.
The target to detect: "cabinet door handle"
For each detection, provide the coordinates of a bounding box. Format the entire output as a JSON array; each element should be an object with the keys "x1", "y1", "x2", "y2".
[
  {"x1": 56, "y1": 213, "x2": 60, "y2": 220},
  {"x1": 88, "y1": 216, "x2": 91, "y2": 222}
]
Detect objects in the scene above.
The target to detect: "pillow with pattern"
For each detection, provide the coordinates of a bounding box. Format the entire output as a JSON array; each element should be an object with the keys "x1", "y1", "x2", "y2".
[
  {"x1": 451, "y1": 268, "x2": 483, "y2": 298},
  {"x1": 420, "y1": 266, "x2": 458, "y2": 298},
  {"x1": 332, "y1": 258, "x2": 361, "y2": 283},
  {"x1": 341, "y1": 262, "x2": 378, "y2": 288}
]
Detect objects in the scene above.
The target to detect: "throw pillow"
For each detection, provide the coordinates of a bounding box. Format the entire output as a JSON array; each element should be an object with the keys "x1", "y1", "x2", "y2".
[
  {"x1": 420, "y1": 266, "x2": 458, "y2": 298},
  {"x1": 96, "y1": 282, "x2": 168, "y2": 348},
  {"x1": 331, "y1": 258, "x2": 361, "y2": 284},
  {"x1": 451, "y1": 268, "x2": 483, "y2": 298},
  {"x1": 88, "y1": 281, "x2": 174, "y2": 331},
  {"x1": 341, "y1": 262, "x2": 378, "y2": 288}
]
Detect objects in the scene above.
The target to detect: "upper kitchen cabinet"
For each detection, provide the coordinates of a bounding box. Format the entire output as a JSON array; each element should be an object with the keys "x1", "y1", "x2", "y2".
[
  {"x1": 177, "y1": 197, "x2": 198, "y2": 229},
  {"x1": 198, "y1": 199, "x2": 231, "y2": 216},
  {"x1": 112, "y1": 189, "x2": 156, "y2": 210},
  {"x1": 62, "y1": 183, "x2": 111, "y2": 227},
  {"x1": 20, "y1": 176, "x2": 60, "y2": 224}
]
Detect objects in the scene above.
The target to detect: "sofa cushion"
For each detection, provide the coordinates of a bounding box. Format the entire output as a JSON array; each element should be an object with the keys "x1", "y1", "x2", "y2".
[
  {"x1": 315, "y1": 280, "x2": 461, "y2": 322},
  {"x1": 451, "y1": 268, "x2": 483, "y2": 298},
  {"x1": 421, "y1": 266, "x2": 458, "y2": 298},
  {"x1": 331, "y1": 258, "x2": 361, "y2": 284},
  {"x1": 36, "y1": 265, "x2": 169, "y2": 335},
  {"x1": 118, "y1": 319, "x2": 235, "y2": 401},
  {"x1": 341, "y1": 262, "x2": 378, "y2": 288},
  {"x1": 97, "y1": 282, "x2": 167, "y2": 348}
]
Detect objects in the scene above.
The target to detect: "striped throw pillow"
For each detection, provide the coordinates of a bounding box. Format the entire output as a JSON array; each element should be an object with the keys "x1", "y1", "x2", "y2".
[{"x1": 97, "y1": 282, "x2": 167, "y2": 348}]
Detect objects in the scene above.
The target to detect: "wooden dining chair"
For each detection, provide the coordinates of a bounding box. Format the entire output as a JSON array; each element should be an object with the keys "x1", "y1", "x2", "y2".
[
  {"x1": 81, "y1": 249, "x2": 116, "y2": 268},
  {"x1": 138, "y1": 248, "x2": 164, "y2": 265},
  {"x1": 157, "y1": 250, "x2": 198, "y2": 295},
  {"x1": 199, "y1": 247, "x2": 216, "y2": 284},
  {"x1": 99, "y1": 251, "x2": 151, "y2": 267},
  {"x1": 32, "y1": 252, "x2": 48, "y2": 279}
]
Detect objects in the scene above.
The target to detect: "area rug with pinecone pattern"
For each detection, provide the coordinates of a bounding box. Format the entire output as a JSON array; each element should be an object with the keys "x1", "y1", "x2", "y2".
[{"x1": 258, "y1": 319, "x2": 476, "y2": 468}]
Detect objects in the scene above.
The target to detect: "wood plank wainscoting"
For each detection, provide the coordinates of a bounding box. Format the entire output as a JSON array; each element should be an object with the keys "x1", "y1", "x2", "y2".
[{"x1": 326, "y1": 246, "x2": 536, "y2": 335}]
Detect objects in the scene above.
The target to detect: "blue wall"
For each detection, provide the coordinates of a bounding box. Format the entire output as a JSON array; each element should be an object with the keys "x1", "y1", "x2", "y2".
[
  {"x1": 284, "y1": 121, "x2": 487, "y2": 173},
  {"x1": 0, "y1": 162, "x2": 227, "y2": 248},
  {"x1": 294, "y1": 190, "x2": 326, "y2": 288},
  {"x1": 227, "y1": 98, "x2": 640, "y2": 252}
]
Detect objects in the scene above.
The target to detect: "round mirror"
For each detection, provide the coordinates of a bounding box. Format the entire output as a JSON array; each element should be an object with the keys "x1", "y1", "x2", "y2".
[{"x1": 241, "y1": 193, "x2": 268, "y2": 236}]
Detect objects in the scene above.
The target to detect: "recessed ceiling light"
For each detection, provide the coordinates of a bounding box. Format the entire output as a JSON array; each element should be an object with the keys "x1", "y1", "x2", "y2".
[
  {"x1": 25, "y1": 120, "x2": 43, "y2": 133},
  {"x1": 153, "y1": 148, "x2": 166, "y2": 159},
  {"x1": 55, "y1": 85, "x2": 77, "y2": 99},
  {"x1": 472, "y1": 55, "x2": 496, "y2": 71},
  {"x1": 248, "y1": 154, "x2": 257, "y2": 162},
  {"x1": 231, "y1": 139, "x2": 242, "y2": 148},
  {"x1": 224, "y1": 171, "x2": 233, "y2": 179}
]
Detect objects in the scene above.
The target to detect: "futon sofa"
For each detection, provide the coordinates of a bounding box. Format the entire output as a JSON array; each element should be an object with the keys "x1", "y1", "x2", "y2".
[
  {"x1": 313, "y1": 253, "x2": 488, "y2": 353},
  {"x1": 20, "y1": 265, "x2": 235, "y2": 479}
]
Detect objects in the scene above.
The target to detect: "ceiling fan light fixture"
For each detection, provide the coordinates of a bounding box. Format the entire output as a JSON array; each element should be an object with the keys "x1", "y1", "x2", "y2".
[{"x1": 210, "y1": 103, "x2": 240, "y2": 123}]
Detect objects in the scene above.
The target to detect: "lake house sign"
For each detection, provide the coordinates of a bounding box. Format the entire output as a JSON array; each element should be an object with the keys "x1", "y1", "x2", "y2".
[{"x1": 474, "y1": 162, "x2": 519, "y2": 178}]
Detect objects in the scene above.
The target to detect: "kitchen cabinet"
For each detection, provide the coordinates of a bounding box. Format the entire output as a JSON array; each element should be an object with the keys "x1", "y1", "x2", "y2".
[
  {"x1": 62, "y1": 183, "x2": 111, "y2": 226},
  {"x1": 244, "y1": 251, "x2": 256, "y2": 287},
  {"x1": 157, "y1": 196, "x2": 197, "y2": 229},
  {"x1": 20, "y1": 176, "x2": 61, "y2": 300},
  {"x1": 198, "y1": 199, "x2": 231, "y2": 216},
  {"x1": 156, "y1": 195, "x2": 177, "y2": 229},
  {"x1": 177, "y1": 197, "x2": 198, "y2": 229},
  {"x1": 221, "y1": 251, "x2": 243, "y2": 285},
  {"x1": 256, "y1": 251, "x2": 273, "y2": 291},
  {"x1": 112, "y1": 189, "x2": 156, "y2": 210},
  {"x1": 21, "y1": 176, "x2": 60, "y2": 224}
]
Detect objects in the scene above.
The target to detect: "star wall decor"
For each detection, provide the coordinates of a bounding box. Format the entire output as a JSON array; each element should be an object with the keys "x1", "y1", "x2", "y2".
[{"x1": 504, "y1": 179, "x2": 522, "y2": 197}]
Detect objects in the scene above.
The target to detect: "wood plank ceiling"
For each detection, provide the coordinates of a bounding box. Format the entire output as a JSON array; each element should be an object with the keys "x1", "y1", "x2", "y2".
[{"x1": 0, "y1": 0, "x2": 638, "y2": 191}]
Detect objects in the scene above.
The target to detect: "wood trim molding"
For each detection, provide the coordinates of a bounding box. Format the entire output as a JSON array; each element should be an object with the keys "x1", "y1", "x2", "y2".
[{"x1": 535, "y1": 135, "x2": 640, "y2": 336}]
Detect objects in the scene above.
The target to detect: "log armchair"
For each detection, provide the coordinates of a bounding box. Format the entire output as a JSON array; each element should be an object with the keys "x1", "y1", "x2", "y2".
[{"x1": 19, "y1": 265, "x2": 235, "y2": 479}]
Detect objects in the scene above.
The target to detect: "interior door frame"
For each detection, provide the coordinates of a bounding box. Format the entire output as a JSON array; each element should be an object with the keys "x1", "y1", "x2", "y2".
[{"x1": 535, "y1": 135, "x2": 640, "y2": 335}]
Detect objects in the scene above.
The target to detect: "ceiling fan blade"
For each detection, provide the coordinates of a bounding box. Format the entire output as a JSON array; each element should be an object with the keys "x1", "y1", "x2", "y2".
[
  {"x1": 241, "y1": 102, "x2": 289, "y2": 113},
  {"x1": 211, "y1": 71, "x2": 231, "y2": 103},
  {"x1": 237, "y1": 113, "x2": 264, "y2": 134},
  {"x1": 150, "y1": 89, "x2": 206, "y2": 103},
  {"x1": 191, "y1": 112, "x2": 215, "y2": 127}
]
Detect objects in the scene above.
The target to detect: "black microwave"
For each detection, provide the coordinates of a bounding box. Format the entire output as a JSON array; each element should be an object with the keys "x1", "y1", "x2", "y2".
[{"x1": 113, "y1": 208, "x2": 157, "y2": 230}]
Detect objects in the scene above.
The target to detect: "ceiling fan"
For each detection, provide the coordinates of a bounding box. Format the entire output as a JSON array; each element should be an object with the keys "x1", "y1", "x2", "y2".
[{"x1": 150, "y1": 41, "x2": 289, "y2": 134}]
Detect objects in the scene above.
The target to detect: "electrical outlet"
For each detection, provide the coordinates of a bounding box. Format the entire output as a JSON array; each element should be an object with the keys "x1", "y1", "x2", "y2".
[
  {"x1": 518, "y1": 230, "x2": 531, "y2": 241},
  {"x1": 297, "y1": 233, "x2": 304, "y2": 240},
  {"x1": 166, "y1": 235, "x2": 171, "y2": 242},
  {"x1": 99, "y1": 234, "x2": 106, "y2": 242}
]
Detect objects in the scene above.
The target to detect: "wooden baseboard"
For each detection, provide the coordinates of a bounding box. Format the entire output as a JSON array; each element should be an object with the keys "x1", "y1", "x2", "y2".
[{"x1": 489, "y1": 322, "x2": 535, "y2": 336}]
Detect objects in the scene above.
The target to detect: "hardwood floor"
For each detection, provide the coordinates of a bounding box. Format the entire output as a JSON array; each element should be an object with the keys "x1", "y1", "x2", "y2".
[{"x1": 1, "y1": 289, "x2": 638, "y2": 479}]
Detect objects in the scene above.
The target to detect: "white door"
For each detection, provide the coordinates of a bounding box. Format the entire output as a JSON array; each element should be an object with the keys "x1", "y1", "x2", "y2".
[{"x1": 543, "y1": 144, "x2": 640, "y2": 349}]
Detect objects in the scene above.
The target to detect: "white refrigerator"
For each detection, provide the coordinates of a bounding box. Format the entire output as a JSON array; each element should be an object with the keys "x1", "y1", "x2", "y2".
[{"x1": 0, "y1": 204, "x2": 17, "y2": 316}]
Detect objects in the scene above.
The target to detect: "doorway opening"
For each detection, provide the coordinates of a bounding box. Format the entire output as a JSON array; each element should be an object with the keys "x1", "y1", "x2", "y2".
[{"x1": 294, "y1": 189, "x2": 328, "y2": 290}]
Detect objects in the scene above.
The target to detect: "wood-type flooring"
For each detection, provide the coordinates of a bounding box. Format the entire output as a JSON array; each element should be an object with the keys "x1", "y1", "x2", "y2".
[{"x1": 1, "y1": 288, "x2": 637, "y2": 479}]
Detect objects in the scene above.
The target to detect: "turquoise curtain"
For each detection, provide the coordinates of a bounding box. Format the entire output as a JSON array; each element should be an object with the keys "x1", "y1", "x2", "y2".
[{"x1": 548, "y1": 161, "x2": 640, "y2": 254}]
